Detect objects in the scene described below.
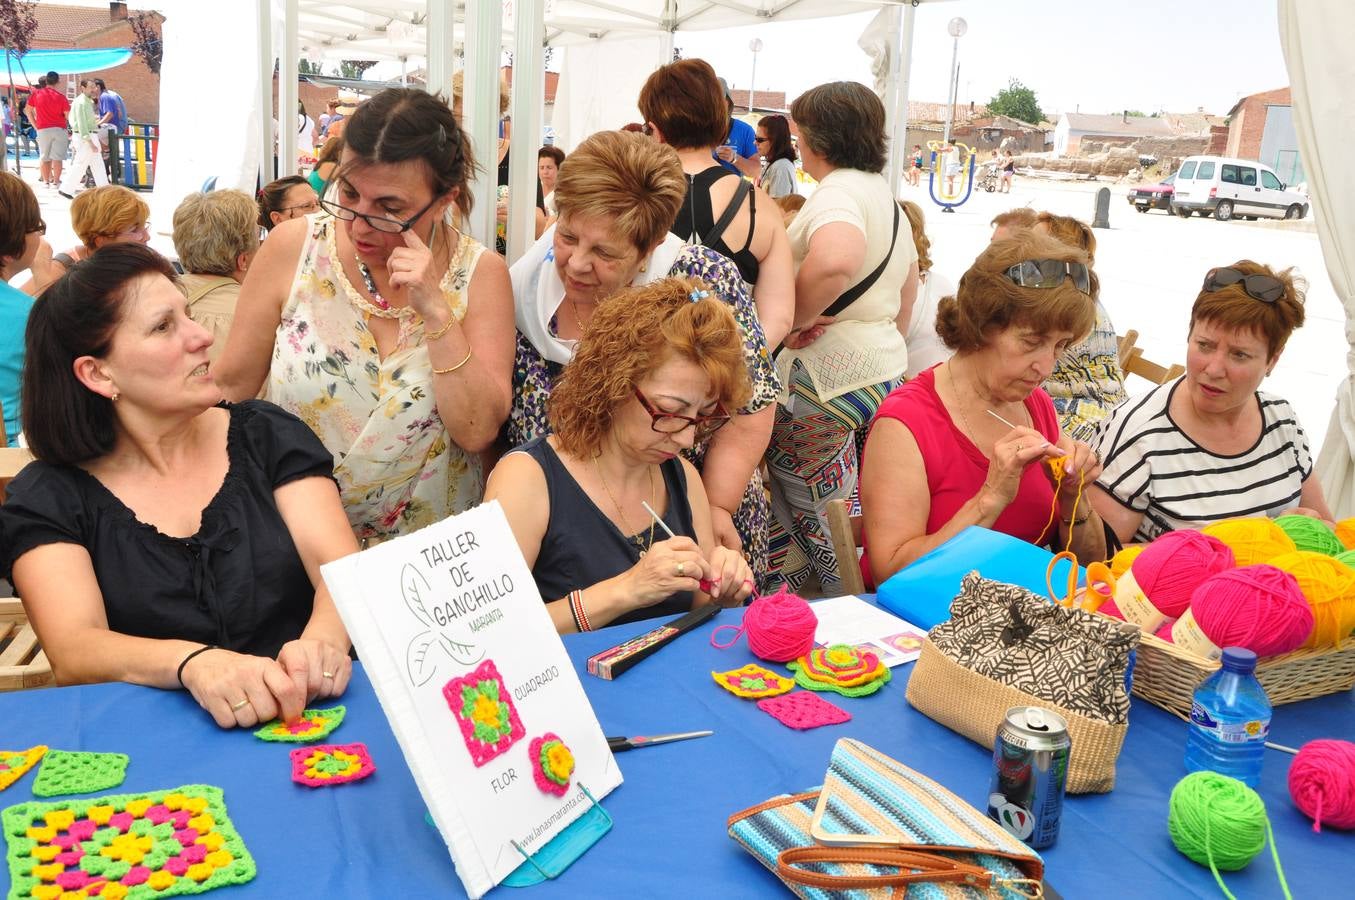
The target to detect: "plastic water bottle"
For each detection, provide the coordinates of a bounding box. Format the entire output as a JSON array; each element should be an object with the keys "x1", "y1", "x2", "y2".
[{"x1": 1184, "y1": 647, "x2": 1271, "y2": 787}]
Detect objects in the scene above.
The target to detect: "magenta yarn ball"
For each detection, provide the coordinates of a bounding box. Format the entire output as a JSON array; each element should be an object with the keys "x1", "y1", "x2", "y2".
[
  {"x1": 1154, "y1": 621, "x2": 1175, "y2": 643},
  {"x1": 1190, "y1": 565, "x2": 1314, "y2": 657},
  {"x1": 1289, "y1": 739, "x2": 1355, "y2": 832},
  {"x1": 741, "y1": 587, "x2": 818, "y2": 662},
  {"x1": 1132, "y1": 530, "x2": 1237, "y2": 617}
]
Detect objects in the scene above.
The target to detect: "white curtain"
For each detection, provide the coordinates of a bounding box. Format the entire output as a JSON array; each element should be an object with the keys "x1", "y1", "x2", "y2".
[
  {"x1": 551, "y1": 36, "x2": 666, "y2": 154},
  {"x1": 1279, "y1": 0, "x2": 1355, "y2": 516}
]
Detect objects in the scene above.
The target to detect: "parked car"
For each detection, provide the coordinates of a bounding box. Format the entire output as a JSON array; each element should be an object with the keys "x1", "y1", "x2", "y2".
[
  {"x1": 1170, "y1": 155, "x2": 1309, "y2": 222},
  {"x1": 1128, "y1": 173, "x2": 1175, "y2": 212}
]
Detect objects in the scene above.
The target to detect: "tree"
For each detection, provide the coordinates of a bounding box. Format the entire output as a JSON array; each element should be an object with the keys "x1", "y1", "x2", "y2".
[
  {"x1": 129, "y1": 12, "x2": 162, "y2": 75},
  {"x1": 0, "y1": 0, "x2": 37, "y2": 57},
  {"x1": 986, "y1": 78, "x2": 1043, "y2": 126},
  {"x1": 298, "y1": 57, "x2": 323, "y2": 75},
  {"x1": 337, "y1": 59, "x2": 378, "y2": 80}
]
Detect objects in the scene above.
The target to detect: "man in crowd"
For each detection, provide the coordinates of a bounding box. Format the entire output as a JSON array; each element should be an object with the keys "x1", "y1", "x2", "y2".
[
  {"x1": 26, "y1": 71, "x2": 70, "y2": 188},
  {"x1": 713, "y1": 76, "x2": 760, "y2": 179},
  {"x1": 94, "y1": 79, "x2": 127, "y2": 184},
  {"x1": 59, "y1": 80, "x2": 108, "y2": 198}
]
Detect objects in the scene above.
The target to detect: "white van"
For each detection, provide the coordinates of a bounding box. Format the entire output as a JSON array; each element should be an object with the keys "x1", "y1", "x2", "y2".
[{"x1": 1170, "y1": 155, "x2": 1308, "y2": 222}]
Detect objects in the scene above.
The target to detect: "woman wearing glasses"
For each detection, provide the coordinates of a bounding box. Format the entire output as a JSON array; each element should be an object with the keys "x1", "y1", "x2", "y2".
[
  {"x1": 258, "y1": 175, "x2": 320, "y2": 232},
  {"x1": 215, "y1": 88, "x2": 514, "y2": 543},
  {"x1": 21, "y1": 185, "x2": 150, "y2": 296},
  {"x1": 859, "y1": 231, "x2": 1105, "y2": 586},
  {"x1": 755, "y1": 114, "x2": 798, "y2": 200},
  {"x1": 486, "y1": 278, "x2": 755, "y2": 632},
  {"x1": 1090, "y1": 262, "x2": 1329, "y2": 544},
  {"x1": 172, "y1": 190, "x2": 260, "y2": 364}
]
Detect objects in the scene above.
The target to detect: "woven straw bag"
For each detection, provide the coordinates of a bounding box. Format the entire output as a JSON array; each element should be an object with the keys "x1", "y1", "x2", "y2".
[{"x1": 905, "y1": 572, "x2": 1139, "y2": 794}]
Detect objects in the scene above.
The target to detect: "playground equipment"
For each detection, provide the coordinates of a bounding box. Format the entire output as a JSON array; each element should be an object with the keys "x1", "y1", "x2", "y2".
[{"x1": 926, "y1": 139, "x2": 977, "y2": 213}]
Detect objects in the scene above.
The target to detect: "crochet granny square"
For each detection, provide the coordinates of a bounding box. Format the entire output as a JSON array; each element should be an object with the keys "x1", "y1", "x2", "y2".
[
  {"x1": 442, "y1": 659, "x2": 525, "y2": 768},
  {"x1": 757, "y1": 691, "x2": 852, "y2": 731},
  {"x1": 253, "y1": 706, "x2": 347, "y2": 743},
  {"x1": 32, "y1": 751, "x2": 129, "y2": 798},
  {"x1": 2, "y1": 784, "x2": 256, "y2": 900},
  {"x1": 0, "y1": 746, "x2": 47, "y2": 793},
  {"x1": 787, "y1": 644, "x2": 891, "y2": 697},
  {"x1": 290, "y1": 743, "x2": 376, "y2": 788},
  {"x1": 712, "y1": 663, "x2": 795, "y2": 699}
]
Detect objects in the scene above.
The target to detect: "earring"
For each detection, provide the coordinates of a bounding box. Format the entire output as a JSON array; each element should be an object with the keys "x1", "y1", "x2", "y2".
[
  {"x1": 638, "y1": 261, "x2": 647, "y2": 274},
  {"x1": 111, "y1": 391, "x2": 120, "y2": 402}
]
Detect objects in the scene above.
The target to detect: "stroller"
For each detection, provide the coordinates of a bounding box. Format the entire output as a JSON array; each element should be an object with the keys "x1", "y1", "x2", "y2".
[{"x1": 977, "y1": 161, "x2": 1000, "y2": 193}]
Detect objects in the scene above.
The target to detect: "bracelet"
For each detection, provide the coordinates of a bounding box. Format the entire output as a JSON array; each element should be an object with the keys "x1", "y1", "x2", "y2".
[
  {"x1": 1061, "y1": 508, "x2": 1092, "y2": 526},
  {"x1": 426, "y1": 315, "x2": 457, "y2": 342},
  {"x1": 569, "y1": 589, "x2": 592, "y2": 633},
  {"x1": 432, "y1": 346, "x2": 474, "y2": 375},
  {"x1": 176, "y1": 644, "x2": 218, "y2": 688}
]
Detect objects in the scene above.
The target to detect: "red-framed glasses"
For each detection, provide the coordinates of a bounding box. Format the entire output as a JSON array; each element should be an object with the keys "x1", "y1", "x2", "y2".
[{"x1": 633, "y1": 388, "x2": 731, "y2": 440}]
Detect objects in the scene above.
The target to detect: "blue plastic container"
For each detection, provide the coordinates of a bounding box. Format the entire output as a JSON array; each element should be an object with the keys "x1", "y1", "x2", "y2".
[{"x1": 1183, "y1": 647, "x2": 1272, "y2": 787}]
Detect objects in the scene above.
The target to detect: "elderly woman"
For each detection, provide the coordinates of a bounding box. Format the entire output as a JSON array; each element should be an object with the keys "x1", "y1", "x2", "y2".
[
  {"x1": 509, "y1": 129, "x2": 779, "y2": 587},
  {"x1": 215, "y1": 88, "x2": 514, "y2": 543},
  {"x1": 639, "y1": 58, "x2": 794, "y2": 349},
  {"x1": 767, "y1": 81, "x2": 917, "y2": 592},
  {"x1": 0, "y1": 173, "x2": 42, "y2": 444},
  {"x1": 487, "y1": 278, "x2": 755, "y2": 632},
  {"x1": 1091, "y1": 262, "x2": 1329, "y2": 543},
  {"x1": 172, "y1": 190, "x2": 261, "y2": 363},
  {"x1": 22, "y1": 185, "x2": 149, "y2": 295},
  {"x1": 0, "y1": 245, "x2": 356, "y2": 728},
  {"x1": 258, "y1": 175, "x2": 320, "y2": 232},
  {"x1": 860, "y1": 232, "x2": 1106, "y2": 585},
  {"x1": 756, "y1": 114, "x2": 798, "y2": 200}
]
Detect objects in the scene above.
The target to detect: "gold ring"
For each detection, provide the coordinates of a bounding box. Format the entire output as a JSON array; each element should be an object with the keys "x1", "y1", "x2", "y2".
[
  {"x1": 322, "y1": 671, "x2": 335, "y2": 679},
  {"x1": 230, "y1": 698, "x2": 250, "y2": 712},
  {"x1": 1015, "y1": 443, "x2": 1024, "y2": 452},
  {"x1": 676, "y1": 562, "x2": 686, "y2": 577}
]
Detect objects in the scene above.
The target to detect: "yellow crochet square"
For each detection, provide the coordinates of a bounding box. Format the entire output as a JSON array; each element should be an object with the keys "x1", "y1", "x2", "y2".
[{"x1": 712, "y1": 663, "x2": 795, "y2": 699}]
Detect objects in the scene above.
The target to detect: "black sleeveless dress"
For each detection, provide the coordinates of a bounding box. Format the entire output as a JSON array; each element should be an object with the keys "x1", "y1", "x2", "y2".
[{"x1": 670, "y1": 165, "x2": 760, "y2": 284}]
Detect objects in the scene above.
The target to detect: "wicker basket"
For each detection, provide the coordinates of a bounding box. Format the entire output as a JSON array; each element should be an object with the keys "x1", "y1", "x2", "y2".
[{"x1": 1116, "y1": 624, "x2": 1355, "y2": 719}]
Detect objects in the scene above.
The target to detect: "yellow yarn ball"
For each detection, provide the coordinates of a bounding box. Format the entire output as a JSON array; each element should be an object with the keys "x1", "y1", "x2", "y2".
[
  {"x1": 1109, "y1": 545, "x2": 1145, "y2": 579},
  {"x1": 1267, "y1": 551, "x2": 1355, "y2": 649},
  {"x1": 1335, "y1": 518, "x2": 1355, "y2": 551},
  {"x1": 1203, "y1": 518, "x2": 1298, "y2": 567}
]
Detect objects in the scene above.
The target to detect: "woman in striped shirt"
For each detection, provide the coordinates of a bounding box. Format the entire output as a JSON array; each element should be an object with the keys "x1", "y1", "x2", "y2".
[{"x1": 1090, "y1": 261, "x2": 1332, "y2": 544}]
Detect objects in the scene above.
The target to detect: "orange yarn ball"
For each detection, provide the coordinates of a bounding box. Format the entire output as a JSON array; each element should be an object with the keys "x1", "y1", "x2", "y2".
[
  {"x1": 1335, "y1": 518, "x2": 1355, "y2": 551},
  {"x1": 1110, "y1": 545, "x2": 1145, "y2": 579},
  {"x1": 1267, "y1": 551, "x2": 1355, "y2": 649},
  {"x1": 1203, "y1": 518, "x2": 1298, "y2": 566}
]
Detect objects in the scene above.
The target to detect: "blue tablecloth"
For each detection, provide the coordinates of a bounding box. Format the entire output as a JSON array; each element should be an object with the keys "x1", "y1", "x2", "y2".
[{"x1": 2, "y1": 602, "x2": 1352, "y2": 899}]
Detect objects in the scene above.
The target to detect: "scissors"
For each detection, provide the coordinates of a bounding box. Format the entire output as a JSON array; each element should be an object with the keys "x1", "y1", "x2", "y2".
[{"x1": 1046, "y1": 551, "x2": 1115, "y2": 613}]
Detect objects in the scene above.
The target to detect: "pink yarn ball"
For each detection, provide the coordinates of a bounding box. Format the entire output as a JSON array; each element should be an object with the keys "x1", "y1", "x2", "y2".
[
  {"x1": 1154, "y1": 621, "x2": 1175, "y2": 643},
  {"x1": 1132, "y1": 530, "x2": 1236, "y2": 617},
  {"x1": 1289, "y1": 739, "x2": 1355, "y2": 832},
  {"x1": 1098, "y1": 597, "x2": 1124, "y2": 619},
  {"x1": 742, "y1": 587, "x2": 818, "y2": 662},
  {"x1": 1190, "y1": 565, "x2": 1314, "y2": 657}
]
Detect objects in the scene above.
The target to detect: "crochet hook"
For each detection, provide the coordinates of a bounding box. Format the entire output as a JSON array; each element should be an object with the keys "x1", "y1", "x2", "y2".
[
  {"x1": 606, "y1": 730, "x2": 714, "y2": 752},
  {"x1": 987, "y1": 409, "x2": 1055, "y2": 453},
  {"x1": 642, "y1": 500, "x2": 716, "y2": 593}
]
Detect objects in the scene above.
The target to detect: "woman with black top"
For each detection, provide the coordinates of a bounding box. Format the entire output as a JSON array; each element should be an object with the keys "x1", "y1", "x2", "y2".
[
  {"x1": 638, "y1": 58, "x2": 793, "y2": 349},
  {"x1": 485, "y1": 277, "x2": 755, "y2": 633},
  {"x1": 0, "y1": 245, "x2": 357, "y2": 729}
]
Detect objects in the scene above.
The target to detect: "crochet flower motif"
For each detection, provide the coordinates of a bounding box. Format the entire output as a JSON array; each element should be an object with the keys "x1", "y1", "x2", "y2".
[
  {"x1": 787, "y1": 644, "x2": 891, "y2": 697},
  {"x1": 529, "y1": 734, "x2": 575, "y2": 797},
  {"x1": 711, "y1": 663, "x2": 795, "y2": 699},
  {"x1": 253, "y1": 706, "x2": 347, "y2": 743},
  {"x1": 290, "y1": 743, "x2": 376, "y2": 788},
  {"x1": 442, "y1": 660, "x2": 525, "y2": 767}
]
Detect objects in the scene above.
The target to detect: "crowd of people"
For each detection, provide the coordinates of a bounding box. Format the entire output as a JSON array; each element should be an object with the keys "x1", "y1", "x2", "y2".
[{"x1": 0, "y1": 60, "x2": 1330, "y2": 728}]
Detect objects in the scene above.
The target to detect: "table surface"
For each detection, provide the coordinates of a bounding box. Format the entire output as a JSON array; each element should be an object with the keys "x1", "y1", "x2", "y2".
[{"x1": 2, "y1": 600, "x2": 1352, "y2": 900}]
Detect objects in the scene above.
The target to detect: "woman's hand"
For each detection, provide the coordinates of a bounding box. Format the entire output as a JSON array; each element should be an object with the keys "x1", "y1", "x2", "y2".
[
  {"x1": 277, "y1": 638, "x2": 352, "y2": 706},
  {"x1": 783, "y1": 315, "x2": 835, "y2": 350},
  {"x1": 623, "y1": 536, "x2": 712, "y2": 608},
  {"x1": 386, "y1": 227, "x2": 449, "y2": 326},
  {"x1": 981, "y1": 426, "x2": 1057, "y2": 512},
  {"x1": 179, "y1": 648, "x2": 306, "y2": 729},
  {"x1": 706, "y1": 546, "x2": 756, "y2": 607},
  {"x1": 1048, "y1": 435, "x2": 1103, "y2": 501}
]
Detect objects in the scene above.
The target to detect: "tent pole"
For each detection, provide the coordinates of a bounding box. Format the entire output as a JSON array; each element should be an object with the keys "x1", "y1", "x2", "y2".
[
  {"x1": 463, "y1": 0, "x2": 502, "y2": 247},
  {"x1": 506, "y1": 0, "x2": 544, "y2": 264},
  {"x1": 884, "y1": 4, "x2": 916, "y2": 196},
  {"x1": 256, "y1": 0, "x2": 274, "y2": 190},
  {"x1": 426, "y1": 0, "x2": 451, "y2": 99},
  {"x1": 3, "y1": 38, "x2": 18, "y2": 177},
  {"x1": 279, "y1": 0, "x2": 299, "y2": 177}
]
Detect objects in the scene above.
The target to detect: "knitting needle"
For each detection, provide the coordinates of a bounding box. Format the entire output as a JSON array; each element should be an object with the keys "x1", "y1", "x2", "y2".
[
  {"x1": 641, "y1": 500, "x2": 716, "y2": 594},
  {"x1": 987, "y1": 408, "x2": 1055, "y2": 452}
]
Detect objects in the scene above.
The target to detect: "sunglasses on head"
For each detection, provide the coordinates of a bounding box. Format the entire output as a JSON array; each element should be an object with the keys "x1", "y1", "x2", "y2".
[
  {"x1": 1202, "y1": 267, "x2": 1284, "y2": 303},
  {"x1": 1003, "y1": 259, "x2": 1091, "y2": 295}
]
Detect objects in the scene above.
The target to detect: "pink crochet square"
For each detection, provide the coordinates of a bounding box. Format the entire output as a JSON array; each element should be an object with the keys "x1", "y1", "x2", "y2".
[
  {"x1": 289, "y1": 743, "x2": 376, "y2": 787},
  {"x1": 757, "y1": 691, "x2": 852, "y2": 730},
  {"x1": 442, "y1": 659, "x2": 526, "y2": 767}
]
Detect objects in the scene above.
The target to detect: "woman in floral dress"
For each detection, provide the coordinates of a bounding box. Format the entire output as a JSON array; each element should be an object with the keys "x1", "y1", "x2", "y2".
[{"x1": 216, "y1": 89, "x2": 514, "y2": 542}]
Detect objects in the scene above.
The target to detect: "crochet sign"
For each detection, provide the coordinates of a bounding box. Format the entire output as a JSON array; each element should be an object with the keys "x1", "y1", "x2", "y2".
[{"x1": 322, "y1": 501, "x2": 621, "y2": 900}]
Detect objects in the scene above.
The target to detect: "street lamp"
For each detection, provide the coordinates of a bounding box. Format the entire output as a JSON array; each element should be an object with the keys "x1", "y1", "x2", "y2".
[
  {"x1": 942, "y1": 17, "x2": 967, "y2": 145},
  {"x1": 748, "y1": 38, "x2": 763, "y2": 115}
]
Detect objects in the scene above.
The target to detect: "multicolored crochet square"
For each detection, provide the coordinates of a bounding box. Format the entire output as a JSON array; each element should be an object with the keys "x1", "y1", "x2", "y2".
[
  {"x1": 787, "y1": 644, "x2": 891, "y2": 697},
  {"x1": 253, "y1": 705, "x2": 347, "y2": 743},
  {"x1": 0, "y1": 746, "x2": 47, "y2": 793},
  {"x1": 711, "y1": 663, "x2": 795, "y2": 699},
  {"x1": 528, "y1": 734, "x2": 574, "y2": 797},
  {"x1": 289, "y1": 743, "x2": 375, "y2": 788},
  {"x1": 442, "y1": 660, "x2": 525, "y2": 768},
  {"x1": 756, "y1": 691, "x2": 852, "y2": 730},
  {"x1": 32, "y1": 751, "x2": 129, "y2": 798},
  {"x1": 1, "y1": 784, "x2": 256, "y2": 900}
]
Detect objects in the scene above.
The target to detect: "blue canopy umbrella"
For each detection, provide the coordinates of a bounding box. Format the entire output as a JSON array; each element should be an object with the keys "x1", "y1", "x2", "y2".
[{"x1": 1, "y1": 48, "x2": 134, "y2": 87}]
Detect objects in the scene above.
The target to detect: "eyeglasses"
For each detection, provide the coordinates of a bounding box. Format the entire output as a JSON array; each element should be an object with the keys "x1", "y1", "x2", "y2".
[
  {"x1": 633, "y1": 387, "x2": 731, "y2": 441},
  {"x1": 1004, "y1": 259, "x2": 1091, "y2": 295},
  {"x1": 319, "y1": 195, "x2": 441, "y2": 234},
  {"x1": 1202, "y1": 267, "x2": 1284, "y2": 303},
  {"x1": 282, "y1": 199, "x2": 321, "y2": 215},
  {"x1": 755, "y1": 137, "x2": 769, "y2": 143},
  {"x1": 28, "y1": 221, "x2": 46, "y2": 235}
]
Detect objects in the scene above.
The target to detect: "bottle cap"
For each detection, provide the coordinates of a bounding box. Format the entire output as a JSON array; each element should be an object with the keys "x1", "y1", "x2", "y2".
[{"x1": 1220, "y1": 646, "x2": 1258, "y2": 673}]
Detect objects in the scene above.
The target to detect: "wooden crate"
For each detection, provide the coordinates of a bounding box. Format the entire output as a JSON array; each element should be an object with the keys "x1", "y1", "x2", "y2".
[{"x1": 0, "y1": 598, "x2": 54, "y2": 691}]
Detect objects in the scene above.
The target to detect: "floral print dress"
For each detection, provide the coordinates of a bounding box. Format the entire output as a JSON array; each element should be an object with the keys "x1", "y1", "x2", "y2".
[
  {"x1": 268, "y1": 214, "x2": 488, "y2": 542},
  {"x1": 509, "y1": 244, "x2": 780, "y2": 588}
]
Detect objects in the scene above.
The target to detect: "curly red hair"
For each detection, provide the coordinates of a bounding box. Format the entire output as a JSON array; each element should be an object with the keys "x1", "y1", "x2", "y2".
[{"x1": 550, "y1": 276, "x2": 752, "y2": 458}]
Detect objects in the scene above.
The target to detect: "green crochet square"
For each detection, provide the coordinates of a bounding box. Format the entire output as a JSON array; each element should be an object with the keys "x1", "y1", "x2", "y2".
[
  {"x1": 252, "y1": 705, "x2": 346, "y2": 743},
  {"x1": 31, "y1": 750, "x2": 129, "y2": 797}
]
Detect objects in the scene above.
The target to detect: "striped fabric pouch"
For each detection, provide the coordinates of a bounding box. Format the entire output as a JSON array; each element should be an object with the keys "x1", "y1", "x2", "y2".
[{"x1": 728, "y1": 738, "x2": 1044, "y2": 899}]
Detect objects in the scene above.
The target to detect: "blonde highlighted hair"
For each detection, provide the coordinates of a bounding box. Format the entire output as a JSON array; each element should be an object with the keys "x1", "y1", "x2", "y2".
[
  {"x1": 552, "y1": 130, "x2": 687, "y2": 253},
  {"x1": 172, "y1": 190, "x2": 260, "y2": 276},
  {"x1": 71, "y1": 186, "x2": 148, "y2": 249},
  {"x1": 899, "y1": 200, "x2": 932, "y2": 275}
]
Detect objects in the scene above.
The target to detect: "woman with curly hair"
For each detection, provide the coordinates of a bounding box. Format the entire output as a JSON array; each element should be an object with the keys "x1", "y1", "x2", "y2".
[{"x1": 485, "y1": 277, "x2": 756, "y2": 633}]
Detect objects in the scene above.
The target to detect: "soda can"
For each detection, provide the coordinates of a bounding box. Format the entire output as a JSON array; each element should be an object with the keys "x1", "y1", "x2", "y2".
[{"x1": 987, "y1": 706, "x2": 1071, "y2": 849}]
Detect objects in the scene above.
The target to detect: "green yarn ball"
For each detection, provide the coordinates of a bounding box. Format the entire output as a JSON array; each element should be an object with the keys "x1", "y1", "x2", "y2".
[
  {"x1": 1336, "y1": 549, "x2": 1355, "y2": 571},
  {"x1": 1168, "y1": 772, "x2": 1267, "y2": 872},
  {"x1": 1274, "y1": 515, "x2": 1343, "y2": 557}
]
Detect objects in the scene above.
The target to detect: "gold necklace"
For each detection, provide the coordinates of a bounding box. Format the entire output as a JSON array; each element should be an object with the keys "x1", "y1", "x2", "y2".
[
  {"x1": 566, "y1": 296, "x2": 588, "y2": 337},
  {"x1": 593, "y1": 455, "x2": 657, "y2": 557},
  {"x1": 947, "y1": 361, "x2": 1029, "y2": 448}
]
